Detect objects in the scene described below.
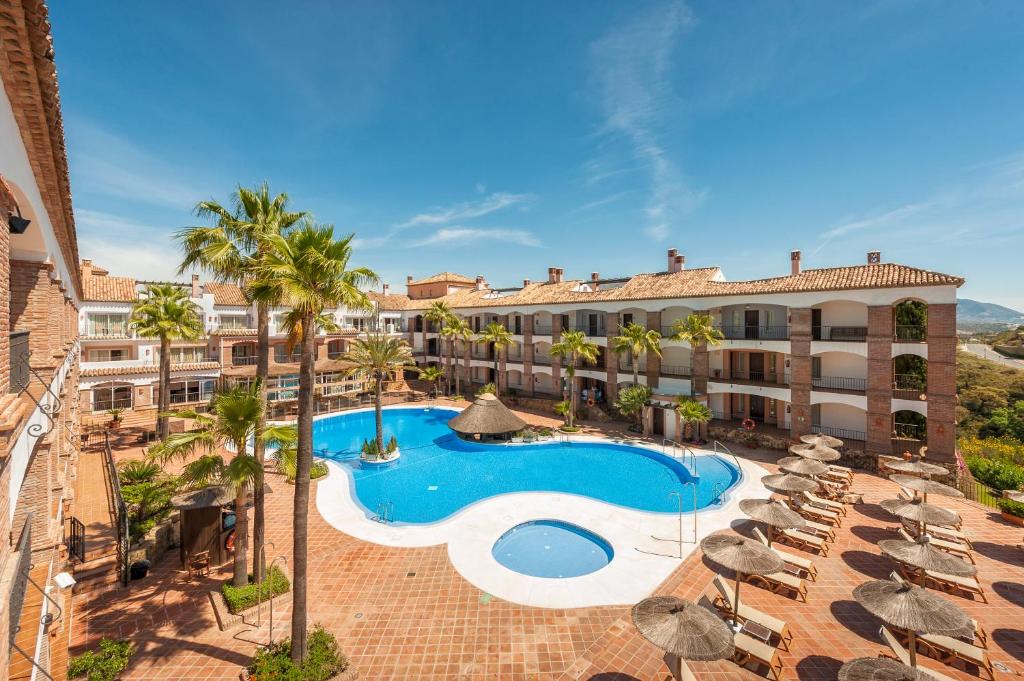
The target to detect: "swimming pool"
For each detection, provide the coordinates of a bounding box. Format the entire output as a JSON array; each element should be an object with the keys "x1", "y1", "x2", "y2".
[
  {"x1": 492, "y1": 520, "x2": 614, "y2": 578},
  {"x1": 314, "y1": 406, "x2": 740, "y2": 524}
]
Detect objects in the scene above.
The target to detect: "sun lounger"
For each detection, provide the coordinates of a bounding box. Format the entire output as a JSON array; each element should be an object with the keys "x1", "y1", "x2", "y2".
[
  {"x1": 744, "y1": 568, "x2": 808, "y2": 602},
  {"x1": 802, "y1": 490, "x2": 848, "y2": 515},
  {"x1": 733, "y1": 630, "x2": 784, "y2": 681},
  {"x1": 827, "y1": 463, "x2": 854, "y2": 479},
  {"x1": 915, "y1": 632, "x2": 994, "y2": 679},
  {"x1": 704, "y1": 586, "x2": 792, "y2": 651},
  {"x1": 887, "y1": 572, "x2": 987, "y2": 646},
  {"x1": 901, "y1": 519, "x2": 973, "y2": 549},
  {"x1": 753, "y1": 527, "x2": 817, "y2": 581},
  {"x1": 772, "y1": 527, "x2": 829, "y2": 555},
  {"x1": 921, "y1": 568, "x2": 988, "y2": 603},
  {"x1": 791, "y1": 500, "x2": 842, "y2": 527},
  {"x1": 897, "y1": 527, "x2": 973, "y2": 563},
  {"x1": 879, "y1": 627, "x2": 960, "y2": 681}
]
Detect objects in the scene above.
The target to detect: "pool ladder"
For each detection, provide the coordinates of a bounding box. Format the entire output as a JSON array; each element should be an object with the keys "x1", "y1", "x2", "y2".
[
  {"x1": 662, "y1": 438, "x2": 697, "y2": 477},
  {"x1": 710, "y1": 481, "x2": 724, "y2": 505},
  {"x1": 373, "y1": 500, "x2": 394, "y2": 524}
]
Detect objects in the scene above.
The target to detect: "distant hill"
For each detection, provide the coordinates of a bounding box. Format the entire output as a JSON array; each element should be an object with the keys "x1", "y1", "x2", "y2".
[{"x1": 958, "y1": 299, "x2": 1024, "y2": 325}]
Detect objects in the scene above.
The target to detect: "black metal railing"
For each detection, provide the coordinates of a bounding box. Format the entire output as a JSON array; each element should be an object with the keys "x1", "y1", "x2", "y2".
[
  {"x1": 723, "y1": 370, "x2": 781, "y2": 384},
  {"x1": 9, "y1": 331, "x2": 29, "y2": 393},
  {"x1": 811, "y1": 375, "x2": 867, "y2": 392},
  {"x1": 232, "y1": 355, "x2": 258, "y2": 366},
  {"x1": 274, "y1": 353, "x2": 302, "y2": 363},
  {"x1": 170, "y1": 391, "x2": 213, "y2": 404},
  {"x1": 811, "y1": 425, "x2": 866, "y2": 442},
  {"x1": 533, "y1": 356, "x2": 553, "y2": 366},
  {"x1": 66, "y1": 516, "x2": 86, "y2": 563},
  {"x1": 893, "y1": 422, "x2": 925, "y2": 440},
  {"x1": 93, "y1": 397, "x2": 133, "y2": 412},
  {"x1": 894, "y1": 325, "x2": 927, "y2": 342},
  {"x1": 660, "y1": 324, "x2": 679, "y2": 337},
  {"x1": 812, "y1": 326, "x2": 868, "y2": 341},
  {"x1": 893, "y1": 374, "x2": 926, "y2": 399},
  {"x1": 104, "y1": 433, "x2": 130, "y2": 587},
  {"x1": 715, "y1": 325, "x2": 790, "y2": 340}
]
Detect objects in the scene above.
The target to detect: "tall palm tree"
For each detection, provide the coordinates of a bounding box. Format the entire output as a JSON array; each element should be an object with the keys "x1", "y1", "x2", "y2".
[
  {"x1": 257, "y1": 223, "x2": 377, "y2": 663},
  {"x1": 477, "y1": 321, "x2": 513, "y2": 393},
  {"x1": 149, "y1": 383, "x2": 265, "y2": 588},
  {"x1": 669, "y1": 312, "x2": 724, "y2": 348},
  {"x1": 342, "y1": 334, "x2": 415, "y2": 451},
  {"x1": 611, "y1": 322, "x2": 662, "y2": 386},
  {"x1": 177, "y1": 183, "x2": 305, "y2": 582},
  {"x1": 424, "y1": 300, "x2": 453, "y2": 369},
  {"x1": 129, "y1": 284, "x2": 203, "y2": 440},
  {"x1": 440, "y1": 316, "x2": 473, "y2": 396},
  {"x1": 549, "y1": 330, "x2": 599, "y2": 428}
]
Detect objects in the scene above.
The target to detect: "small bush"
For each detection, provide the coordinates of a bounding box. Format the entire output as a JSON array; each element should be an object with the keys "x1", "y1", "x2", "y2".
[
  {"x1": 997, "y1": 497, "x2": 1024, "y2": 518},
  {"x1": 965, "y1": 454, "x2": 1024, "y2": 491},
  {"x1": 310, "y1": 461, "x2": 329, "y2": 480},
  {"x1": 249, "y1": 625, "x2": 348, "y2": 681},
  {"x1": 476, "y1": 382, "x2": 497, "y2": 396},
  {"x1": 222, "y1": 566, "x2": 290, "y2": 614},
  {"x1": 118, "y1": 460, "x2": 162, "y2": 484},
  {"x1": 559, "y1": 425, "x2": 582, "y2": 433},
  {"x1": 68, "y1": 638, "x2": 135, "y2": 681}
]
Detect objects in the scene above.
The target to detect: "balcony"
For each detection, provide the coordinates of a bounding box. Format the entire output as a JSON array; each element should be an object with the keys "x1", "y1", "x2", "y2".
[
  {"x1": 716, "y1": 325, "x2": 790, "y2": 340},
  {"x1": 712, "y1": 370, "x2": 786, "y2": 386},
  {"x1": 660, "y1": 364, "x2": 692, "y2": 378},
  {"x1": 232, "y1": 355, "x2": 258, "y2": 366},
  {"x1": 274, "y1": 353, "x2": 302, "y2": 364},
  {"x1": 813, "y1": 326, "x2": 868, "y2": 342},
  {"x1": 811, "y1": 424, "x2": 866, "y2": 443},
  {"x1": 170, "y1": 391, "x2": 213, "y2": 405},
  {"x1": 533, "y1": 356, "x2": 553, "y2": 366},
  {"x1": 811, "y1": 375, "x2": 867, "y2": 392},
  {"x1": 533, "y1": 324, "x2": 553, "y2": 335},
  {"x1": 85, "y1": 325, "x2": 131, "y2": 339},
  {"x1": 895, "y1": 325, "x2": 927, "y2": 342},
  {"x1": 893, "y1": 374, "x2": 926, "y2": 400},
  {"x1": 94, "y1": 397, "x2": 133, "y2": 411}
]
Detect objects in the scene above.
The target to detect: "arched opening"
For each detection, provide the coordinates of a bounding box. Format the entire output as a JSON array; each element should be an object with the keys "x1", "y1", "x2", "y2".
[
  {"x1": 893, "y1": 300, "x2": 928, "y2": 342},
  {"x1": 811, "y1": 402, "x2": 867, "y2": 443},
  {"x1": 811, "y1": 350, "x2": 867, "y2": 392},
  {"x1": 533, "y1": 372, "x2": 557, "y2": 397},
  {"x1": 533, "y1": 341, "x2": 552, "y2": 366},
  {"x1": 893, "y1": 354, "x2": 927, "y2": 400},
  {"x1": 892, "y1": 409, "x2": 927, "y2": 455},
  {"x1": 659, "y1": 304, "x2": 696, "y2": 336}
]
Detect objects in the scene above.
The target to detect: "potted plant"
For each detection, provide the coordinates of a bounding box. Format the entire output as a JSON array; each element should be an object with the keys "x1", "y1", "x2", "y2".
[
  {"x1": 997, "y1": 497, "x2": 1024, "y2": 527},
  {"x1": 107, "y1": 407, "x2": 124, "y2": 430}
]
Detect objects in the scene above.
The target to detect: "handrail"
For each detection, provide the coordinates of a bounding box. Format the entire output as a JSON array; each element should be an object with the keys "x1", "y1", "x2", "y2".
[
  {"x1": 103, "y1": 433, "x2": 130, "y2": 586},
  {"x1": 662, "y1": 439, "x2": 697, "y2": 476},
  {"x1": 713, "y1": 440, "x2": 742, "y2": 479}
]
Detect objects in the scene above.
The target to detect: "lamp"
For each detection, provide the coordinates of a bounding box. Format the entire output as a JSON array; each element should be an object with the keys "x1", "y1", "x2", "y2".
[{"x1": 8, "y1": 207, "x2": 30, "y2": 234}]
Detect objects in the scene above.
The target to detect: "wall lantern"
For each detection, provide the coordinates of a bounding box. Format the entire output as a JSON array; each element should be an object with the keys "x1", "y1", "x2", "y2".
[{"x1": 8, "y1": 207, "x2": 31, "y2": 234}]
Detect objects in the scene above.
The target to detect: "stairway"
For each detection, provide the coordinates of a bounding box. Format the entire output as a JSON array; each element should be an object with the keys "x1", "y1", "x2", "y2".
[{"x1": 69, "y1": 450, "x2": 123, "y2": 595}]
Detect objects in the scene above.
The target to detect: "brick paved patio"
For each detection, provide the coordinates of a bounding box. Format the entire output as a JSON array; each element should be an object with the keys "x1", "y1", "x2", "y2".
[{"x1": 69, "y1": 416, "x2": 1024, "y2": 680}]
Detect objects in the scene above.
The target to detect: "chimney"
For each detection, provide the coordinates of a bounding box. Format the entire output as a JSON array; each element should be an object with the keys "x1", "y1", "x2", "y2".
[
  {"x1": 191, "y1": 273, "x2": 201, "y2": 298},
  {"x1": 867, "y1": 251, "x2": 881, "y2": 265},
  {"x1": 667, "y1": 248, "x2": 678, "y2": 272},
  {"x1": 791, "y1": 250, "x2": 802, "y2": 276},
  {"x1": 406, "y1": 275, "x2": 414, "y2": 284},
  {"x1": 590, "y1": 272, "x2": 600, "y2": 290},
  {"x1": 523, "y1": 279, "x2": 531, "y2": 287},
  {"x1": 81, "y1": 259, "x2": 93, "y2": 278},
  {"x1": 547, "y1": 267, "x2": 557, "y2": 284},
  {"x1": 475, "y1": 275, "x2": 486, "y2": 291},
  {"x1": 674, "y1": 255, "x2": 685, "y2": 272},
  {"x1": 382, "y1": 283, "x2": 390, "y2": 296},
  {"x1": 555, "y1": 268, "x2": 564, "y2": 284}
]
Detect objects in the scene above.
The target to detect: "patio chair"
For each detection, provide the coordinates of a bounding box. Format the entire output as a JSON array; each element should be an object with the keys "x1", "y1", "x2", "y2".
[
  {"x1": 771, "y1": 527, "x2": 829, "y2": 556},
  {"x1": 903, "y1": 630, "x2": 994, "y2": 679},
  {"x1": 752, "y1": 527, "x2": 817, "y2": 581},
  {"x1": 897, "y1": 527, "x2": 974, "y2": 563},
  {"x1": 187, "y1": 550, "x2": 210, "y2": 578},
  {"x1": 802, "y1": 490, "x2": 848, "y2": 515},
  {"x1": 743, "y1": 568, "x2": 808, "y2": 602},
  {"x1": 879, "y1": 627, "x2": 960, "y2": 681},
  {"x1": 790, "y1": 500, "x2": 842, "y2": 528},
  {"x1": 707, "y1": 578, "x2": 792, "y2": 651},
  {"x1": 792, "y1": 514, "x2": 838, "y2": 540}
]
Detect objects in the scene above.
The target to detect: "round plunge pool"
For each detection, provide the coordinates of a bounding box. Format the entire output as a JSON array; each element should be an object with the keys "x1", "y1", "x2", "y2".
[{"x1": 492, "y1": 519, "x2": 614, "y2": 579}]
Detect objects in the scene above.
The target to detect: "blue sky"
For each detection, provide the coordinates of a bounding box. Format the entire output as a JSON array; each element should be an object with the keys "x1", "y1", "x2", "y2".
[{"x1": 51, "y1": 1, "x2": 1024, "y2": 309}]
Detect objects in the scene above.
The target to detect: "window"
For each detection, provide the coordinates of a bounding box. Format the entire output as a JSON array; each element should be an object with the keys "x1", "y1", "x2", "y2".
[
  {"x1": 169, "y1": 379, "x2": 215, "y2": 404},
  {"x1": 811, "y1": 356, "x2": 822, "y2": 379},
  {"x1": 274, "y1": 345, "x2": 301, "y2": 363},
  {"x1": 93, "y1": 384, "x2": 132, "y2": 411},
  {"x1": 87, "y1": 313, "x2": 129, "y2": 337},
  {"x1": 811, "y1": 404, "x2": 822, "y2": 427},
  {"x1": 88, "y1": 348, "x2": 126, "y2": 362},
  {"x1": 622, "y1": 313, "x2": 633, "y2": 326},
  {"x1": 218, "y1": 315, "x2": 250, "y2": 330},
  {"x1": 166, "y1": 346, "x2": 207, "y2": 364},
  {"x1": 268, "y1": 375, "x2": 299, "y2": 401}
]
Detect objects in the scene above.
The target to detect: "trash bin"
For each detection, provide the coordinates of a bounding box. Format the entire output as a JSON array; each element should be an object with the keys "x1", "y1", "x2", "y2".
[{"x1": 130, "y1": 559, "x2": 151, "y2": 581}]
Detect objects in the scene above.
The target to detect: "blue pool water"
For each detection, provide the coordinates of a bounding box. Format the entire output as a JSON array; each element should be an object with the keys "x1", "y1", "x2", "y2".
[
  {"x1": 314, "y1": 407, "x2": 740, "y2": 524},
  {"x1": 492, "y1": 520, "x2": 613, "y2": 578}
]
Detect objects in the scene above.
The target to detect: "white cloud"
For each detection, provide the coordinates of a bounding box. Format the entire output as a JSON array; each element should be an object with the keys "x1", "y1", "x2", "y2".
[
  {"x1": 78, "y1": 235, "x2": 184, "y2": 282},
  {"x1": 398, "y1": 192, "x2": 533, "y2": 228},
  {"x1": 412, "y1": 227, "x2": 540, "y2": 248}
]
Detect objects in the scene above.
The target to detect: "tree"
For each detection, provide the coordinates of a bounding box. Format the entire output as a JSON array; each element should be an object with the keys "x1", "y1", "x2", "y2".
[
  {"x1": 149, "y1": 383, "x2": 266, "y2": 588},
  {"x1": 440, "y1": 316, "x2": 473, "y2": 397},
  {"x1": 343, "y1": 334, "x2": 415, "y2": 451},
  {"x1": 424, "y1": 301, "x2": 453, "y2": 370},
  {"x1": 418, "y1": 365, "x2": 444, "y2": 398},
  {"x1": 677, "y1": 398, "x2": 712, "y2": 441},
  {"x1": 128, "y1": 284, "x2": 203, "y2": 441},
  {"x1": 669, "y1": 312, "x2": 723, "y2": 349},
  {"x1": 257, "y1": 223, "x2": 377, "y2": 663},
  {"x1": 477, "y1": 321, "x2": 513, "y2": 393},
  {"x1": 611, "y1": 322, "x2": 662, "y2": 386},
  {"x1": 554, "y1": 400, "x2": 571, "y2": 425},
  {"x1": 178, "y1": 183, "x2": 305, "y2": 582},
  {"x1": 549, "y1": 330, "x2": 599, "y2": 429},
  {"x1": 614, "y1": 384, "x2": 652, "y2": 431}
]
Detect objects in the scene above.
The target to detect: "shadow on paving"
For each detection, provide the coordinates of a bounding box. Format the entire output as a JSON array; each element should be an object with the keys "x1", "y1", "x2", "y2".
[
  {"x1": 993, "y1": 581, "x2": 1024, "y2": 608},
  {"x1": 848, "y1": 524, "x2": 894, "y2": 544},
  {"x1": 972, "y1": 541, "x2": 1024, "y2": 567},
  {"x1": 992, "y1": 629, "x2": 1024, "y2": 663},
  {"x1": 850, "y1": 503, "x2": 898, "y2": 523},
  {"x1": 795, "y1": 654, "x2": 844, "y2": 679},
  {"x1": 828, "y1": 600, "x2": 879, "y2": 642},
  {"x1": 585, "y1": 674, "x2": 643, "y2": 681},
  {"x1": 841, "y1": 550, "x2": 898, "y2": 580}
]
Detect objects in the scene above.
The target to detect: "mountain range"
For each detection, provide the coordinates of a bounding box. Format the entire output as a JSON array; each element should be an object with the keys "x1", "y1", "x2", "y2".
[{"x1": 958, "y1": 298, "x2": 1024, "y2": 325}]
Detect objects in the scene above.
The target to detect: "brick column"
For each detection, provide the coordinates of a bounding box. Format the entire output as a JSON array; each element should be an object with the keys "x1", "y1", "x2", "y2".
[
  {"x1": 497, "y1": 314, "x2": 509, "y2": 393},
  {"x1": 10, "y1": 260, "x2": 60, "y2": 368},
  {"x1": 645, "y1": 311, "x2": 661, "y2": 389},
  {"x1": 462, "y1": 336, "x2": 471, "y2": 391},
  {"x1": 604, "y1": 312, "x2": 619, "y2": 404},
  {"x1": 926, "y1": 304, "x2": 957, "y2": 463},
  {"x1": 691, "y1": 310, "x2": 709, "y2": 397},
  {"x1": 867, "y1": 305, "x2": 895, "y2": 457},
  {"x1": 316, "y1": 339, "x2": 329, "y2": 360},
  {"x1": 522, "y1": 314, "x2": 534, "y2": 396},
  {"x1": 220, "y1": 340, "x2": 235, "y2": 365},
  {"x1": 789, "y1": 308, "x2": 813, "y2": 439},
  {"x1": 551, "y1": 315, "x2": 562, "y2": 392},
  {"x1": 722, "y1": 394, "x2": 733, "y2": 420}
]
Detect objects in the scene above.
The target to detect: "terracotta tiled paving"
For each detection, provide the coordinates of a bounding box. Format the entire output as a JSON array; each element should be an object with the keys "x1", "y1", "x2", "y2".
[
  {"x1": 73, "y1": 449, "x2": 118, "y2": 559},
  {"x1": 70, "y1": 424, "x2": 1024, "y2": 680}
]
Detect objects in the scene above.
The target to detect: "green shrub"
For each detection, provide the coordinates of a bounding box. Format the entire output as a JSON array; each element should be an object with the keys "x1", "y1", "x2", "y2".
[
  {"x1": 965, "y1": 454, "x2": 1024, "y2": 491},
  {"x1": 121, "y1": 475, "x2": 178, "y2": 544},
  {"x1": 68, "y1": 638, "x2": 135, "y2": 681},
  {"x1": 118, "y1": 460, "x2": 162, "y2": 484},
  {"x1": 559, "y1": 425, "x2": 582, "y2": 433},
  {"x1": 997, "y1": 497, "x2": 1024, "y2": 518},
  {"x1": 476, "y1": 382, "x2": 497, "y2": 396},
  {"x1": 222, "y1": 566, "x2": 290, "y2": 614},
  {"x1": 249, "y1": 625, "x2": 348, "y2": 680},
  {"x1": 310, "y1": 461, "x2": 329, "y2": 480}
]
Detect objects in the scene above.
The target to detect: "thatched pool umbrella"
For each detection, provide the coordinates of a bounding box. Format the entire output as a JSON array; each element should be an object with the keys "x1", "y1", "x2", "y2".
[
  {"x1": 739, "y1": 498, "x2": 805, "y2": 546},
  {"x1": 1006, "y1": 490, "x2": 1024, "y2": 503},
  {"x1": 884, "y1": 459, "x2": 949, "y2": 479},
  {"x1": 762, "y1": 473, "x2": 818, "y2": 497},
  {"x1": 170, "y1": 485, "x2": 235, "y2": 510},
  {"x1": 701, "y1": 534, "x2": 783, "y2": 628},
  {"x1": 853, "y1": 579, "x2": 970, "y2": 669},
  {"x1": 838, "y1": 657, "x2": 942, "y2": 681},
  {"x1": 889, "y1": 475, "x2": 964, "y2": 503},
  {"x1": 789, "y1": 442, "x2": 841, "y2": 462},
  {"x1": 778, "y1": 456, "x2": 828, "y2": 478},
  {"x1": 447, "y1": 393, "x2": 527, "y2": 438},
  {"x1": 879, "y1": 497, "x2": 960, "y2": 536},
  {"x1": 632, "y1": 596, "x2": 735, "y2": 680},
  {"x1": 879, "y1": 535, "x2": 977, "y2": 578},
  {"x1": 801, "y1": 432, "x2": 844, "y2": 449}
]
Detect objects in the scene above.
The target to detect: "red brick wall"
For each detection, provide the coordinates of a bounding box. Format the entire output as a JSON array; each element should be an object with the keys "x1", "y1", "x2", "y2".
[
  {"x1": 522, "y1": 315, "x2": 534, "y2": 396},
  {"x1": 926, "y1": 303, "x2": 957, "y2": 462},
  {"x1": 10, "y1": 260, "x2": 59, "y2": 367},
  {"x1": 788, "y1": 308, "x2": 812, "y2": 438},
  {"x1": 645, "y1": 311, "x2": 661, "y2": 389},
  {"x1": 866, "y1": 305, "x2": 894, "y2": 456},
  {"x1": 604, "y1": 312, "x2": 618, "y2": 403}
]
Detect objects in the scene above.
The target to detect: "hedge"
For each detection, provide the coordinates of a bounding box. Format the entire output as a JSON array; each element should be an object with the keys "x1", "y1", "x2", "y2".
[
  {"x1": 68, "y1": 638, "x2": 134, "y2": 681},
  {"x1": 222, "y1": 566, "x2": 290, "y2": 614}
]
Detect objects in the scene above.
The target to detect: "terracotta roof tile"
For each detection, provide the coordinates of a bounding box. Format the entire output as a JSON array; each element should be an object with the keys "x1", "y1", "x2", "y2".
[
  {"x1": 82, "y1": 273, "x2": 137, "y2": 302},
  {"x1": 367, "y1": 291, "x2": 412, "y2": 311},
  {"x1": 81, "y1": 361, "x2": 220, "y2": 378},
  {"x1": 210, "y1": 328, "x2": 258, "y2": 337},
  {"x1": 204, "y1": 282, "x2": 248, "y2": 306},
  {"x1": 409, "y1": 272, "x2": 476, "y2": 286}
]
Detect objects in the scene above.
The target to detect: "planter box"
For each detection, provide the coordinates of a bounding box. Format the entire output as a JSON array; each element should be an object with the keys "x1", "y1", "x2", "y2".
[
  {"x1": 241, "y1": 666, "x2": 357, "y2": 680},
  {"x1": 1001, "y1": 511, "x2": 1024, "y2": 527}
]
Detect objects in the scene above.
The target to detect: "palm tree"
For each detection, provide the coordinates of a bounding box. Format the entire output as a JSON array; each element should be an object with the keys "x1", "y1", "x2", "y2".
[
  {"x1": 418, "y1": 365, "x2": 444, "y2": 398},
  {"x1": 677, "y1": 398, "x2": 712, "y2": 441},
  {"x1": 669, "y1": 312, "x2": 724, "y2": 348},
  {"x1": 257, "y1": 223, "x2": 377, "y2": 663},
  {"x1": 424, "y1": 301, "x2": 453, "y2": 369},
  {"x1": 129, "y1": 284, "x2": 203, "y2": 441},
  {"x1": 477, "y1": 321, "x2": 513, "y2": 393},
  {"x1": 177, "y1": 183, "x2": 305, "y2": 582},
  {"x1": 440, "y1": 316, "x2": 473, "y2": 397},
  {"x1": 342, "y1": 334, "x2": 415, "y2": 451},
  {"x1": 549, "y1": 330, "x2": 599, "y2": 429},
  {"x1": 611, "y1": 322, "x2": 662, "y2": 386},
  {"x1": 149, "y1": 383, "x2": 265, "y2": 587},
  {"x1": 615, "y1": 384, "x2": 652, "y2": 431}
]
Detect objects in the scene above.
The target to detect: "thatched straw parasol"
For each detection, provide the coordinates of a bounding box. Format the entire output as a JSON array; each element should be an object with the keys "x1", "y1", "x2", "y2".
[
  {"x1": 838, "y1": 657, "x2": 942, "y2": 681},
  {"x1": 789, "y1": 442, "x2": 841, "y2": 462},
  {"x1": 762, "y1": 473, "x2": 818, "y2": 496},
  {"x1": 879, "y1": 497, "x2": 960, "y2": 535},
  {"x1": 171, "y1": 485, "x2": 235, "y2": 510},
  {"x1": 884, "y1": 459, "x2": 949, "y2": 479},
  {"x1": 778, "y1": 456, "x2": 828, "y2": 478},
  {"x1": 889, "y1": 475, "x2": 964, "y2": 502},
  {"x1": 739, "y1": 499, "x2": 805, "y2": 546},
  {"x1": 632, "y1": 596, "x2": 735, "y2": 680},
  {"x1": 701, "y1": 534, "x2": 783, "y2": 627},
  {"x1": 878, "y1": 535, "x2": 977, "y2": 578},
  {"x1": 448, "y1": 393, "x2": 527, "y2": 437},
  {"x1": 853, "y1": 580, "x2": 970, "y2": 669},
  {"x1": 801, "y1": 432, "x2": 844, "y2": 448}
]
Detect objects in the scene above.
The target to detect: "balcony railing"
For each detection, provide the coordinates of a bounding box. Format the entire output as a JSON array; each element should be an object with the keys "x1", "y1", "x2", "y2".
[
  {"x1": 532, "y1": 324, "x2": 554, "y2": 335},
  {"x1": 232, "y1": 355, "x2": 258, "y2": 366},
  {"x1": 660, "y1": 364, "x2": 692, "y2": 377},
  {"x1": 170, "y1": 391, "x2": 213, "y2": 404},
  {"x1": 718, "y1": 370, "x2": 782, "y2": 384},
  {"x1": 274, "y1": 353, "x2": 302, "y2": 363},
  {"x1": 94, "y1": 397, "x2": 133, "y2": 411},
  {"x1": 893, "y1": 374, "x2": 926, "y2": 399},
  {"x1": 895, "y1": 325, "x2": 927, "y2": 342},
  {"x1": 812, "y1": 326, "x2": 868, "y2": 341},
  {"x1": 811, "y1": 375, "x2": 867, "y2": 392},
  {"x1": 533, "y1": 356, "x2": 553, "y2": 366},
  {"x1": 716, "y1": 325, "x2": 790, "y2": 340},
  {"x1": 811, "y1": 424, "x2": 866, "y2": 442},
  {"x1": 892, "y1": 422, "x2": 925, "y2": 440}
]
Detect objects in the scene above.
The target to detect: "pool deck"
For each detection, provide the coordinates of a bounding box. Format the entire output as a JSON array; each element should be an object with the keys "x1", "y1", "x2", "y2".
[{"x1": 69, "y1": 403, "x2": 1024, "y2": 680}]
